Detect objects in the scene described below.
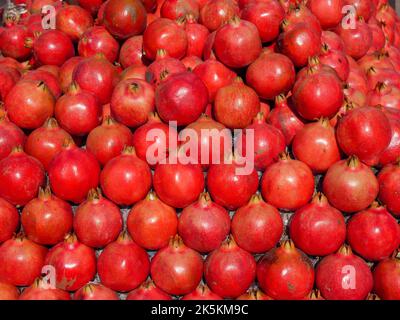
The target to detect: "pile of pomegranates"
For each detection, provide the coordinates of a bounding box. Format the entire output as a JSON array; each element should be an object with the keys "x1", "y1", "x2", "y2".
[{"x1": 0, "y1": 0, "x2": 400, "y2": 301}]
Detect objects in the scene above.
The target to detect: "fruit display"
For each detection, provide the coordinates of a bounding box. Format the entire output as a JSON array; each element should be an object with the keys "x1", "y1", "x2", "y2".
[{"x1": 0, "y1": 0, "x2": 400, "y2": 301}]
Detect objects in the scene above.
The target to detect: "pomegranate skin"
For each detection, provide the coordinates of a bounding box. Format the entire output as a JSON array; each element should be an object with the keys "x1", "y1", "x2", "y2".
[
  {"x1": 319, "y1": 45, "x2": 349, "y2": 81},
  {"x1": 207, "y1": 160, "x2": 259, "y2": 210},
  {"x1": 59, "y1": 56, "x2": 84, "y2": 93},
  {"x1": 178, "y1": 192, "x2": 231, "y2": 253},
  {"x1": 261, "y1": 154, "x2": 314, "y2": 211},
  {"x1": 308, "y1": 0, "x2": 344, "y2": 30},
  {"x1": 0, "y1": 66, "x2": 20, "y2": 102},
  {"x1": 0, "y1": 282, "x2": 19, "y2": 300},
  {"x1": 127, "y1": 191, "x2": 177, "y2": 250},
  {"x1": 56, "y1": 4, "x2": 94, "y2": 42},
  {"x1": 161, "y1": 0, "x2": 199, "y2": 20},
  {"x1": 0, "y1": 148, "x2": 45, "y2": 207},
  {"x1": 22, "y1": 69, "x2": 62, "y2": 98},
  {"x1": 126, "y1": 280, "x2": 172, "y2": 300},
  {"x1": 73, "y1": 283, "x2": 119, "y2": 300},
  {"x1": 347, "y1": 204, "x2": 400, "y2": 261},
  {"x1": 205, "y1": 237, "x2": 256, "y2": 298},
  {"x1": 378, "y1": 163, "x2": 400, "y2": 216},
  {"x1": 21, "y1": 187, "x2": 73, "y2": 246},
  {"x1": 257, "y1": 241, "x2": 315, "y2": 300},
  {"x1": 155, "y1": 71, "x2": 208, "y2": 126},
  {"x1": 373, "y1": 253, "x2": 400, "y2": 300},
  {"x1": 246, "y1": 52, "x2": 295, "y2": 101},
  {"x1": 48, "y1": 142, "x2": 101, "y2": 204},
  {"x1": 379, "y1": 117, "x2": 400, "y2": 166},
  {"x1": 289, "y1": 193, "x2": 346, "y2": 257},
  {"x1": 0, "y1": 116, "x2": 26, "y2": 162},
  {"x1": 182, "y1": 284, "x2": 223, "y2": 300},
  {"x1": 316, "y1": 245, "x2": 373, "y2": 300},
  {"x1": 0, "y1": 25, "x2": 32, "y2": 60},
  {"x1": 232, "y1": 194, "x2": 283, "y2": 254},
  {"x1": 119, "y1": 35, "x2": 144, "y2": 68},
  {"x1": 200, "y1": 0, "x2": 239, "y2": 32},
  {"x1": 45, "y1": 234, "x2": 97, "y2": 292},
  {"x1": 151, "y1": 235, "x2": 203, "y2": 296},
  {"x1": 323, "y1": 156, "x2": 378, "y2": 213},
  {"x1": 0, "y1": 197, "x2": 19, "y2": 243},
  {"x1": 19, "y1": 278, "x2": 71, "y2": 300},
  {"x1": 74, "y1": 189, "x2": 123, "y2": 248},
  {"x1": 292, "y1": 118, "x2": 340, "y2": 173},
  {"x1": 98, "y1": 233, "x2": 150, "y2": 292},
  {"x1": 213, "y1": 17, "x2": 262, "y2": 68},
  {"x1": 0, "y1": 235, "x2": 47, "y2": 287},
  {"x1": 336, "y1": 106, "x2": 392, "y2": 166}
]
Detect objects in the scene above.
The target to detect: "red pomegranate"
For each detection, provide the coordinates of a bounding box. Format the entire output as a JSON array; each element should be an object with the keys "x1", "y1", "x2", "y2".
[
  {"x1": 56, "y1": 4, "x2": 94, "y2": 41},
  {"x1": 119, "y1": 35, "x2": 144, "y2": 68},
  {"x1": 321, "y1": 30, "x2": 345, "y2": 52},
  {"x1": 379, "y1": 116, "x2": 400, "y2": 166},
  {"x1": 368, "y1": 82, "x2": 400, "y2": 110},
  {"x1": 0, "y1": 282, "x2": 19, "y2": 300},
  {"x1": 78, "y1": 0, "x2": 104, "y2": 15},
  {"x1": 182, "y1": 284, "x2": 223, "y2": 300},
  {"x1": 307, "y1": 0, "x2": 344, "y2": 30},
  {"x1": 200, "y1": 0, "x2": 239, "y2": 31},
  {"x1": 316, "y1": 245, "x2": 373, "y2": 300},
  {"x1": 0, "y1": 197, "x2": 19, "y2": 244},
  {"x1": 323, "y1": 156, "x2": 379, "y2": 213},
  {"x1": 319, "y1": 44, "x2": 350, "y2": 81},
  {"x1": 378, "y1": 162, "x2": 400, "y2": 216},
  {"x1": 0, "y1": 66, "x2": 20, "y2": 101},
  {"x1": 0, "y1": 25, "x2": 32, "y2": 60},
  {"x1": 289, "y1": 193, "x2": 346, "y2": 256},
  {"x1": 257, "y1": 240, "x2": 315, "y2": 300},
  {"x1": 181, "y1": 55, "x2": 203, "y2": 70},
  {"x1": 126, "y1": 280, "x2": 172, "y2": 300},
  {"x1": 184, "y1": 14, "x2": 209, "y2": 57},
  {"x1": 22, "y1": 69, "x2": 62, "y2": 98},
  {"x1": 345, "y1": 0, "x2": 373, "y2": 20},
  {"x1": 373, "y1": 251, "x2": 400, "y2": 300},
  {"x1": 127, "y1": 191, "x2": 177, "y2": 250},
  {"x1": 73, "y1": 283, "x2": 119, "y2": 300},
  {"x1": 0, "y1": 114, "x2": 26, "y2": 162},
  {"x1": 19, "y1": 278, "x2": 70, "y2": 300},
  {"x1": 59, "y1": 56, "x2": 84, "y2": 93},
  {"x1": 284, "y1": 4, "x2": 322, "y2": 36}
]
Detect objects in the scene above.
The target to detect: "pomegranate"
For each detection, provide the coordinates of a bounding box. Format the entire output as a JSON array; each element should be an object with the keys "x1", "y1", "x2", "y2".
[
  {"x1": 344, "y1": 0, "x2": 373, "y2": 20},
  {"x1": 161, "y1": 0, "x2": 199, "y2": 20},
  {"x1": 120, "y1": 65, "x2": 147, "y2": 81},
  {"x1": 182, "y1": 284, "x2": 223, "y2": 300},
  {"x1": 181, "y1": 55, "x2": 203, "y2": 71},
  {"x1": 321, "y1": 30, "x2": 345, "y2": 52},
  {"x1": 289, "y1": 193, "x2": 346, "y2": 256},
  {"x1": 119, "y1": 35, "x2": 144, "y2": 68},
  {"x1": 184, "y1": 14, "x2": 209, "y2": 57},
  {"x1": 56, "y1": 4, "x2": 94, "y2": 41},
  {"x1": 257, "y1": 240, "x2": 315, "y2": 300},
  {"x1": 0, "y1": 197, "x2": 19, "y2": 244},
  {"x1": 0, "y1": 114, "x2": 26, "y2": 161},
  {"x1": 323, "y1": 156, "x2": 379, "y2": 213},
  {"x1": 0, "y1": 66, "x2": 20, "y2": 101},
  {"x1": 0, "y1": 282, "x2": 19, "y2": 300},
  {"x1": 204, "y1": 236, "x2": 256, "y2": 298},
  {"x1": 126, "y1": 279, "x2": 172, "y2": 300},
  {"x1": 368, "y1": 82, "x2": 400, "y2": 110},
  {"x1": 74, "y1": 188, "x2": 122, "y2": 248},
  {"x1": 200, "y1": 0, "x2": 239, "y2": 31},
  {"x1": 59, "y1": 56, "x2": 84, "y2": 93},
  {"x1": 319, "y1": 44, "x2": 350, "y2": 81},
  {"x1": 73, "y1": 283, "x2": 119, "y2": 300},
  {"x1": 316, "y1": 245, "x2": 373, "y2": 300},
  {"x1": 78, "y1": 0, "x2": 104, "y2": 15},
  {"x1": 19, "y1": 278, "x2": 70, "y2": 300},
  {"x1": 127, "y1": 191, "x2": 178, "y2": 250},
  {"x1": 22, "y1": 69, "x2": 62, "y2": 98},
  {"x1": 378, "y1": 162, "x2": 400, "y2": 216},
  {"x1": 0, "y1": 25, "x2": 32, "y2": 60},
  {"x1": 308, "y1": 0, "x2": 344, "y2": 30},
  {"x1": 373, "y1": 251, "x2": 400, "y2": 300},
  {"x1": 379, "y1": 116, "x2": 400, "y2": 166},
  {"x1": 284, "y1": 4, "x2": 322, "y2": 36}
]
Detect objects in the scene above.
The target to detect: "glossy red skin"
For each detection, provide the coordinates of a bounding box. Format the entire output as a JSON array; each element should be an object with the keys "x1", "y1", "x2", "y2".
[
  {"x1": 5, "y1": 80, "x2": 55, "y2": 130},
  {"x1": 59, "y1": 56, "x2": 84, "y2": 93},
  {"x1": 213, "y1": 19, "x2": 261, "y2": 69},
  {"x1": 0, "y1": 198, "x2": 19, "y2": 243},
  {"x1": 344, "y1": 0, "x2": 373, "y2": 20},
  {"x1": 368, "y1": 84, "x2": 400, "y2": 110},
  {"x1": 185, "y1": 19, "x2": 209, "y2": 58},
  {"x1": 32, "y1": 30, "x2": 75, "y2": 66},
  {"x1": 72, "y1": 55, "x2": 119, "y2": 105},
  {"x1": 120, "y1": 65, "x2": 147, "y2": 81},
  {"x1": 56, "y1": 5, "x2": 94, "y2": 42},
  {"x1": 141, "y1": 0, "x2": 157, "y2": 12},
  {"x1": 236, "y1": 119, "x2": 286, "y2": 171},
  {"x1": 0, "y1": 237, "x2": 47, "y2": 286},
  {"x1": 0, "y1": 118, "x2": 26, "y2": 161},
  {"x1": 379, "y1": 118, "x2": 400, "y2": 166},
  {"x1": 74, "y1": 194, "x2": 122, "y2": 248},
  {"x1": 55, "y1": 87, "x2": 101, "y2": 136},
  {"x1": 367, "y1": 67, "x2": 400, "y2": 91},
  {"x1": 261, "y1": 158, "x2": 314, "y2": 211},
  {"x1": 45, "y1": 238, "x2": 97, "y2": 291},
  {"x1": 143, "y1": 18, "x2": 188, "y2": 60},
  {"x1": 323, "y1": 158, "x2": 379, "y2": 213},
  {"x1": 214, "y1": 79, "x2": 260, "y2": 129},
  {"x1": 78, "y1": 0, "x2": 104, "y2": 15},
  {"x1": 145, "y1": 51, "x2": 186, "y2": 86},
  {"x1": 25, "y1": 119, "x2": 72, "y2": 170},
  {"x1": 0, "y1": 283, "x2": 19, "y2": 300},
  {"x1": 103, "y1": 0, "x2": 147, "y2": 39},
  {"x1": 0, "y1": 25, "x2": 32, "y2": 60},
  {"x1": 321, "y1": 30, "x2": 345, "y2": 52},
  {"x1": 119, "y1": 36, "x2": 144, "y2": 68},
  {"x1": 110, "y1": 79, "x2": 154, "y2": 128},
  {"x1": 156, "y1": 71, "x2": 208, "y2": 126},
  {"x1": 202, "y1": 31, "x2": 216, "y2": 60},
  {"x1": 316, "y1": 249, "x2": 373, "y2": 300},
  {"x1": 193, "y1": 59, "x2": 236, "y2": 102},
  {"x1": 153, "y1": 162, "x2": 204, "y2": 208},
  {"x1": 87, "y1": 118, "x2": 133, "y2": 167},
  {"x1": 19, "y1": 284, "x2": 70, "y2": 300},
  {"x1": 0, "y1": 66, "x2": 20, "y2": 101},
  {"x1": 347, "y1": 206, "x2": 400, "y2": 261},
  {"x1": 0, "y1": 150, "x2": 45, "y2": 206},
  {"x1": 98, "y1": 236, "x2": 150, "y2": 292},
  {"x1": 207, "y1": 162, "x2": 259, "y2": 210},
  {"x1": 232, "y1": 198, "x2": 283, "y2": 254},
  {"x1": 289, "y1": 197, "x2": 346, "y2": 256},
  {"x1": 200, "y1": 0, "x2": 239, "y2": 31},
  {"x1": 308, "y1": 0, "x2": 344, "y2": 29},
  {"x1": 284, "y1": 4, "x2": 322, "y2": 36},
  {"x1": 278, "y1": 24, "x2": 321, "y2": 68},
  {"x1": 182, "y1": 55, "x2": 203, "y2": 70},
  {"x1": 22, "y1": 69, "x2": 62, "y2": 98},
  {"x1": 241, "y1": 0, "x2": 284, "y2": 43},
  {"x1": 161, "y1": 0, "x2": 199, "y2": 20},
  {"x1": 335, "y1": 20, "x2": 372, "y2": 60},
  {"x1": 368, "y1": 20, "x2": 386, "y2": 52},
  {"x1": 257, "y1": 244, "x2": 315, "y2": 300},
  {"x1": 358, "y1": 53, "x2": 395, "y2": 74},
  {"x1": 319, "y1": 47, "x2": 349, "y2": 81},
  {"x1": 336, "y1": 106, "x2": 392, "y2": 166},
  {"x1": 126, "y1": 281, "x2": 172, "y2": 300},
  {"x1": 178, "y1": 195, "x2": 230, "y2": 253},
  {"x1": 182, "y1": 285, "x2": 223, "y2": 300},
  {"x1": 73, "y1": 284, "x2": 119, "y2": 300},
  {"x1": 378, "y1": 164, "x2": 400, "y2": 216},
  {"x1": 204, "y1": 240, "x2": 256, "y2": 298},
  {"x1": 246, "y1": 53, "x2": 295, "y2": 100},
  {"x1": 292, "y1": 120, "x2": 340, "y2": 173},
  {"x1": 151, "y1": 239, "x2": 203, "y2": 295},
  {"x1": 48, "y1": 145, "x2": 100, "y2": 204},
  {"x1": 78, "y1": 26, "x2": 119, "y2": 63},
  {"x1": 127, "y1": 194, "x2": 178, "y2": 250},
  {"x1": 100, "y1": 151, "x2": 152, "y2": 206},
  {"x1": 21, "y1": 192, "x2": 73, "y2": 246},
  {"x1": 373, "y1": 256, "x2": 400, "y2": 300}
]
